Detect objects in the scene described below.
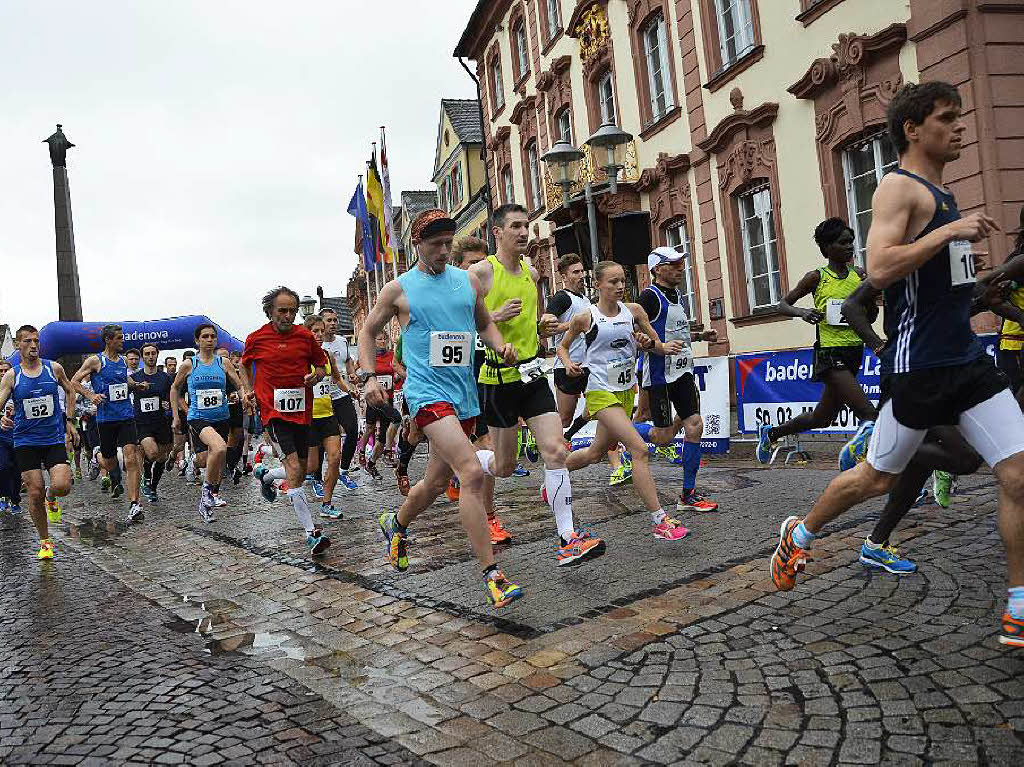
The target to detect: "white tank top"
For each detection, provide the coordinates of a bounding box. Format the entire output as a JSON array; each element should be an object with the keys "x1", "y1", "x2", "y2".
[
  {"x1": 552, "y1": 289, "x2": 591, "y2": 368},
  {"x1": 584, "y1": 302, "x2": 637, "y2": 393}
]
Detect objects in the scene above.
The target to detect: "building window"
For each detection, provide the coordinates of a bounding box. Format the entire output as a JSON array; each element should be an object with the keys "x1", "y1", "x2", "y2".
[
  {"x1": 512, "y1": 20, "x2": 529, "y2": 82},
  {"x1": 665, "y1": 221, "x2": 696, "y2": 319},
  {"x1": 545, "y1": 0, "x2": 561, "y2": 41},
  {"x1": 737, "y1": 186, "x2": 781, "y2": 311},
  {"x1": 556, "y1": 108, "x2": 573, "y2": 144},
  {"x1": 642, "y1": 13, "x2": 674, "y2": 121},
  {"x1": 526, "y1": 141, "x2": 543, "y2": 211},
  {"x1": 842, "y1": 133, "x2": 898, "y2": 264},
  {"x1": 491, "y1": 54, "x2": 505, "y2": 111},
  {"x1": 713, "y1": 0, "x2": 755, "y2": 66},
  {"x1": 598, "y1": 71, "x2": 616, "y2": 124},
  {"x1": 450, "y1": 163, "x2": 463, "y2": 207},
  {"x1": 502, "y1": 165, "x2": 514, "y2": 204}
]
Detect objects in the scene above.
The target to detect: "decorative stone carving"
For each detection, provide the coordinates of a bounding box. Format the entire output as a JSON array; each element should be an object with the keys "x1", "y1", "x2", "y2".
[
  {"x1": 729, "y1": 88, "x2": 744, "y2": 111},
  {"x1": 577, "y1": 4, "x2": 610, "y2": 65},
  {"x1": 719, "y1": 139, "x2": 776, "y2": 190},
  {"x1": 788, "y1": 23, "x2": 907, "y2": 100},
  {"x1": 636, "y1": 152, "x2": 691, "y2": 229}
]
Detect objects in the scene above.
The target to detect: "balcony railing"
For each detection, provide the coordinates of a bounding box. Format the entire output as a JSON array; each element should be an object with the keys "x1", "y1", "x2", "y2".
[{"x1": 543, "y1": 139, "x2": 640, "y2": 210}]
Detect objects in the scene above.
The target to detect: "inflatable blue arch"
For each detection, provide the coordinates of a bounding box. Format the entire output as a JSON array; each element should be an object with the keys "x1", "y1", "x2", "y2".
[{"x1": 14, "y1": 316, "x2": 244, "y2": 360}]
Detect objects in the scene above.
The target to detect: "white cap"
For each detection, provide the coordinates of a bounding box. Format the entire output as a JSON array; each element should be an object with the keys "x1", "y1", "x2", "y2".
[{"x1": 648, "y1": 246, "x2": 684, "y2": 273}]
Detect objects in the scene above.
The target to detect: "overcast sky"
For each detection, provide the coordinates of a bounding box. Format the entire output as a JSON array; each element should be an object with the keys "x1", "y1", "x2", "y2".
[{"x1": 0, "y1": 0, "x2": 479, "y2": 344}]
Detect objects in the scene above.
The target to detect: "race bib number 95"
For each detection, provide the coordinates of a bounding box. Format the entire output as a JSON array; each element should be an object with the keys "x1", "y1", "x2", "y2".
[{"x1": 429, "y1": 331, "x2": 471, "y2": 367}]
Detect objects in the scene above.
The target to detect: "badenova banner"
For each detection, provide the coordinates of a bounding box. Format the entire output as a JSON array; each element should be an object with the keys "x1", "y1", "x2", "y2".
[{"x1": 734, "y1": 334, "x2": 999, "y2": 434}]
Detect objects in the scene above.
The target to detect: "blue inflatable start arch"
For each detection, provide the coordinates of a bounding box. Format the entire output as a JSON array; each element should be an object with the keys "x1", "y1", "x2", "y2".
[{"x1": 34, "y1": 316, "x2": 244, "y2": 359}]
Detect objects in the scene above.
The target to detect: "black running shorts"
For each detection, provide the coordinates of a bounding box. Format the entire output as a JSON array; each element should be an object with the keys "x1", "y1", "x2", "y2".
[
  {"x1": 311, "y1": 415, "x2": 340, "y2": 443},
  {"x1": 479, "y1": 376, "x2": 557, "y2": 429},
  {"x1": 646, "y1": 374, "x2": 700, "y2": 428},
  {"x1": 887, "y1": 355, "x2": 1010, "y2": 430},
  {"x1": 229, "y1": 402, "x2": 244, "y2": 429},
  {"x1": 188, "y1": 419, "x2": 230, "y2": 452},
  {"x1": 15, "y1": 443, "x2": 68, "y2": 474},
  {"x1": 98, "y1": 419, "x2": 138, "y2": 459},
  {"x1": 136, "y1": 418, "x2": 173, "y2": 446},
  {"x1": 554, "y1": 368, "x2": 590, "y2": 397},
  {"x1": 997, "y1": 348, "x2": 1024, "y2": 394},
  {"x1": 268, "y1": 419, "x2": 310, "y2": 462},
  {"x1": 811, "y1": 344, "x2": 864, "y2": 383}
]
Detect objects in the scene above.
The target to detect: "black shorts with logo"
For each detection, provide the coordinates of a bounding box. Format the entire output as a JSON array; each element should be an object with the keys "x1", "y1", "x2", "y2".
[
  {"x1": 136, "y1": 417, "x2": 173, "y2": 446},
  {"x1": 646, "y1": 374, "x2": 700, "y2": 428},
  {"x1": 311, "y1": 415, "x2": 340, "y2": 443},
  {"x1": 554, "y1": 368, "x2": 590, "y2": 397},
  {"x1": 98, "y1": 419, "x2": 138, "y2": 459},
  {"x1": 811, "y1": 344, "x2": 864, "y2": 383},
  {"x1": 188, "y1": 419, "x2": 230, "y2": 451},
  {"x1": 15, "y1": 443, "x2": 68, "y2": 474},
  {"x1": 229, "y1": 402, "x2": 244, "y2": 429},
  {"x1": 268, "y1": 419, "x2": 310, "y2": 462},
  {"x1": 480, "y1": 376, "x2": 557, "y2": 429},
  {"x1": 886, "y1": 355, "x2": 1010, "y2": 430}
]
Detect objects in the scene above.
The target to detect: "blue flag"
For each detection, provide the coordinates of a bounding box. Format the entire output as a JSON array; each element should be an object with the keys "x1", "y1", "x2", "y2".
[{"x1": 347, "y1": 181, "x2": 375, "y2": 272}]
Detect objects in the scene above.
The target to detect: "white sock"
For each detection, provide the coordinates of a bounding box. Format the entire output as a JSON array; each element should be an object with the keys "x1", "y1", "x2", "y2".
[
  {"x1": 651, "y1": 508, "x2": 666, "y2": 525},
  {"x1": 476, "y1": 450, "x2": 495, "y2": 476},
  {"x1": 266, "y1": 466, "x2": 286, "y2": 482},
  {"x1": 544, "y1": 468, "x2": 575, "y2": 541},
  {"x1": 287, "y1": 487, "x2": 314, "y2": 532}
]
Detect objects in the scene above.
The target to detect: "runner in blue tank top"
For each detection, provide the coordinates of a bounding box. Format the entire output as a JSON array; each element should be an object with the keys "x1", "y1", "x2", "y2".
[
  {"x1": 357, "y1": 208, "x2": 524, "y2": 610},
  {"x1": 171, "y1": 322, "x2": 249, "y2": 523},
  {"x1": 73, "y1": 324, "x2": 150, "y2": 523},
  {"x1": 766, "y1": 81, "x2": 1024, "y2": 649},
  {"x1": 0, "y1": 325, "x2": 77, "y2": 560}
]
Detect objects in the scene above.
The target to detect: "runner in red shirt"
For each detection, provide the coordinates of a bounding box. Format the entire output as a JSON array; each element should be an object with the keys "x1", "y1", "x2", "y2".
[{"x1": 239, "y1": 286, "x2": 330, "y2": 556}]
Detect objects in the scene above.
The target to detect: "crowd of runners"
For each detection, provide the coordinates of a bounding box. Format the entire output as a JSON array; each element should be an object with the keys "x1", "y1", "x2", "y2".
[{"x1": 3, "y1": 80, "x2": 1024, "y2": 644}]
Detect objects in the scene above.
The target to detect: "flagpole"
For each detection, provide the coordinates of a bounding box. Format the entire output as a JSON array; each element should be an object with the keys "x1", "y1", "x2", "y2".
[
  {"x1": 359, "y1": 173, "x2": 372, "y2": 318},
  {"x1": 381, "y1": 126, "x2": 399, "y2": 282}
]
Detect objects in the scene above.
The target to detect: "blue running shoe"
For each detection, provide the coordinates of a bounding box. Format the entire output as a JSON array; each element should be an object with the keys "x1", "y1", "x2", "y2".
[
  {"x1": 306, "y1": 476, "x2": 325, "y2": 500},
  {"x1": 512, "y1": 464, "x2": 531, "y2": 477},
  {"x1": 912, "y1": 487, "x2": 930, "y2": 508},
  {"x1": 525, "y1": 434, "x2": 539, "y2": 463},
  {"x1": 379, "y1": 512, "x2": 408, "y2": 571},
  {"x1": 338, "y1": 470, "x2": 357, "y2": 490},
  {"x1": 0, "y1": 498, "x2": 8, "y2": 513},
  {"x1": 306, "y1": 527, "x2": 331, "y2": 556},
  {"x1": 859, "y1": 541, "x2": 917, "y2": 574},
  {"x1": 10, "y1": 502, "x2": 22, "y2": 515},
  {"x1": 254, "y1": 464, "x2": 277, "y2": 502},
  {"x1": 756, "y1": 424, "x2": 773, "y2": 465},
  {"x1": 838, "y1": 420, "x2": 874, "y2": 472},
  {"x1": 320, "y1": 502, "x2": 343, "y2": 520}
]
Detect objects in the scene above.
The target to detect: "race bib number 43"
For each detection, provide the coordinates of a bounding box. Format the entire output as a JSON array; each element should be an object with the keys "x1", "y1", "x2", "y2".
[
  {"x1": 274, "y1": 388, "x2": 305, "y2": 413},
  {"x1": 108, "y1": 383, "x2": 129, "y2": 402},
  {"x1": 429, "y1": 332, "x2": 471, "y2": 367},
  {"x1": 24, "y1": 395, "x2": 54, "y2": 420},
  {"x1": 949, "y1": 240, "x2": 976, "y2": 287}
]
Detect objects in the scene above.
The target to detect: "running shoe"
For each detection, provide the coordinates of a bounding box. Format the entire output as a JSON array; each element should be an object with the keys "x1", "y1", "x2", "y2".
[
  {"x1": 770, "y1": 516, "x2": 807, "y2": 592},
  {"x1": 838, "y1": 420, "x2": 875, "y2": 472},
  {"x1": 232, "y1": 466, "x2": 243, "y2": 485},
  {"x1": 141, "y1": 476, "x2": 153, "y2": 498},
  {"x1": 320, "y1": 502, "x2": 343, "y2": 520},
  {"x1": 0, "y1": 498, "x2": 8, "y2": 513},
  {"x1": 306, "y1": 476, "x2": 325, "y2": 500},
  {"x1": 10, "y1": 503, "x2": 21, "y2": 515},
  {"x1": 212, "y1": 494, "x2": 227, "y2": 508},
  {"x1": 756, "y1": 424, "x2": 773, "y2": 465},
  {"x1": 383, "y1": 451, "x2": 398, "y2": 469},
  {"x1": 197, "y1": 493, "x2": 215, "y2": 524},
  {"x1": 859, "y1": 541, "x2": 917, "y2": 574},
  {"x1": 254, "y1": 464, "x2": 277, "y2": 502},
  {"x1": 37, "y1": 539, "x2": 56, "y2": 560},
  {"x1": 307, "y1": 527, "x2": 331, "y2": 556},
  {"x1": 609, "y1": 464, "x2": 632, "y2": 486},
  {"x1": 126, "y1": 502, "x2": 145, "y2": 525},
  {"x1": 653, "y1": 516, "x2": 690, "y2": 540},
  {"x1": 933, "y1": 471, "x2": 953, "y2": 509},
  {"x1": 367, "y1": 463, "x2": 383, "y2": 484},
  {"x1": 45, "y1": 497, "x2": 61, "y2": 524},
  {"x1": 357, "y1": 451, "x2": 367, "y2": 470},
  {"x1": 379, "y1": 512, "x2": 408, "y2": 571},
  {"x1": 912, "y1": 487, "x2": 930, "y2": 508},
  {"x1": 999, "y1": 612, "x2": 1024, "y2": 648},
  {"x1": 525, "y1": 433, "x2": 539, "y2": 463},
  {"x1": 446, "y1": 476, "x2": 460, "y2": 503},
  {"x1": 512, "y1": 464, "x2": 531, "y2": 477},
  {"x1": 73, "y1": 467, "x2": 82, "y2": 482},
  {"x1": 677, "y1": 490, "x2": 719, "y2": 513},
  {"x1": 488, "y1": 514, "x2": 512, "y2": 544},
  {"x1": 397, "y1": 472, "x2": 411, "y2": 496},
  {"x1": 556, "y1": 530, "x2": 606, "y2": 566},
  {"x1": 89, "y1": 460, "x2": 100, "y2": 481},
  {"x1": 100, "y1": 475, "x2": 111, "y2": 493},
  {"x1": 185, "y1": 459, "x2": 196, "y2": 483},
  {"x1": 338, "y1": 470, "x2": 357, "y2": 490},
  {"x1": 656, "y1": 445, "x2": 684, "y2": 466},
  {"x1": 148, "y1": 489, "x2": 159, "y2": 504},
  {"x1": 111, "y1": 482, "x2": 124, "y2": 499},
  {"x1": 485, "y1": 571, "x2": 524, "y2": 608}
]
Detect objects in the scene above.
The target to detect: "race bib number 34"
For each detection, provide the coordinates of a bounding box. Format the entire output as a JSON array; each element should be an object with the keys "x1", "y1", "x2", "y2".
[
  {"x1": 429, "y1": 332, "x2": 471, "y2": 367},
  {"x1": 24, "y1": 395, "x2": 54, "y2": 420},
  {"x1": 949, "y1": 240, "x2": 976, "y2": 287},
  {"x1": 108, "y1": 383, "x2": 129, "y2": 402},
  {"x1": 274, "y1": 388, "x2": 305, "y2": 413}
]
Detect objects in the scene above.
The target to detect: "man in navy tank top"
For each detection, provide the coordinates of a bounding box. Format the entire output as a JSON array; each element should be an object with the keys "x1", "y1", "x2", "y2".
[
  {"x1": 0, "y1": 325, "x2": 77, "y2": 560},
  {"x1": 768, "y1": 81, "x2": 1024, "y2": 649}
]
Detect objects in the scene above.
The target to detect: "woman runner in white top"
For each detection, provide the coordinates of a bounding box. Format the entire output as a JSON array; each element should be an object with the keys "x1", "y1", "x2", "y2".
[{"x1": 557, "y1": 261, "x2": 690, "y2": 541}]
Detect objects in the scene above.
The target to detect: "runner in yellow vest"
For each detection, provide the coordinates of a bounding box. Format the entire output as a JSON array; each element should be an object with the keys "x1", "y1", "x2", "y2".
[
  {"x1": 755, "y1": 218, "x2": 878, "y2": 467},
  {"x1": 994, "y1": 212, "x2": 1024, "y2": 406},
  {"x1": 469, "y1": 204, "x2": 606, "y2": 567}
]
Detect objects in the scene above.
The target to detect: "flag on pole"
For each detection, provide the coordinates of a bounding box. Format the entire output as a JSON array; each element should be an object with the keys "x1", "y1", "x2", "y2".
[
  {"x1": 347, "y1": 178, "x2": 375, "y2": 272},
  {"x1": 366, "y1": 151, "x2": 393, "y2": 264},
  {"x1": 380, "y1": 127, "x2": 399, "y2": 277}
]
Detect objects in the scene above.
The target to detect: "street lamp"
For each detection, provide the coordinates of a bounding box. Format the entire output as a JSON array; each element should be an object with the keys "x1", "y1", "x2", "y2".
[
  {"x1": 585, "y1": 121, "x2": 633, "y2": 195},
  {"x1": 541, "y1": 140, "x2": 583, "y2": 210},
  {"x1": 299, "y1": 295, "x2": 317, "y2": 319}
]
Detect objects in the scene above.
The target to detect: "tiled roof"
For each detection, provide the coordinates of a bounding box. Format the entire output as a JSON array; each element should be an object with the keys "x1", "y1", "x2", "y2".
[
  {"x1": 442, "y1": 99, "x2": 483, "y2": 144},
  {"x1": 400, "y1": 190, "x2": 438, "y2": 219}
]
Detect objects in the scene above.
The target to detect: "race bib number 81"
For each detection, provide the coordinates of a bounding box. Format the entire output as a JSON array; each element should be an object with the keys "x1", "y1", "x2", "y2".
[
  {"x1": 140, "y1": 396, "x2": 160, "y2": 413},
  {"x1": 429, "y1": 332, "x2": 471, "y2": 367}
]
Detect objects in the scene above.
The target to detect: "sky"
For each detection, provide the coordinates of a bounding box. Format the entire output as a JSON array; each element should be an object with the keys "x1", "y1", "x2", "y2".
[{"x1": 0, "y1": 0, "x2": 479, "y2": 344}]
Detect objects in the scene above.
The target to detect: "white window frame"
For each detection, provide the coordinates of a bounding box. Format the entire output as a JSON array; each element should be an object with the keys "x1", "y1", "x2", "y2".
[
  {"x1": 556, "y1": 109, "x2": 573, "y2": 144},
  {"x1": 713, "y1": 0, "x2": 755, "y2": 67},
  {"x1": 451, "y1": 163, "x2": 463, "y2": 206},
  {"x1": 665, "y1": 221, "x2": 697, "y2": 320},
  {"x1": 502, "y1": 166, "x2": 514, "y2": 204},
  {"x1": 514, "y1": 21, "x2": 529, "y2": 80},
  {"x1": 842, "y1": 133, "x2": 898, "y2": 266},
  {"x1": 643, "y1": 13, "x2": 674, "y2": 122},
  {"x1": 527, "y1": 142, "x2": 543, "y2": 211},
  {"x1": 738, "y1": 186, "x2": 781, "y2": 311},
  {"x1": 598, "y1": 71, "x2": 616, "y2": 124},
  {"x1": 492, "y1": 56, "x2": 505, "y2": 111},
  {"x1": 545, "y1": 0, "x2": 561, "y2": 40}
]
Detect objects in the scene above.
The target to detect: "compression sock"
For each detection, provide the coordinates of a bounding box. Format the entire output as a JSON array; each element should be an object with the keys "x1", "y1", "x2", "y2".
[
  {"x1": 792, "y1": 522, "x2": 816, "y2": 549},
  {"x1": 544, "y1": 468, "x2": 575, "y2": 543},
  {"x1": 476, "y1": 450, "x2": 495, "y2": 476},
  {"x1": 110, "y1": 463, "x2": 123, "y2": 487},
  {"x1": 1008, "y1": 586, "x2": 1024, "y2": 620},
  {"x1": 682, "y1": 441, "x2": 702, "y2": 493},
  {"x1": 142, "y1": 458, "x2": 152, "y2": 482},
  {"x1": 150, "y1": 459, "x2": 165, "y2": 490},
  {"x1": 564, "y1": 416, "x2": 588, "y2": 441},
  {"x1": 398, "y1": 436, "x2": 415, "y2": 475},
  {"x1": 286, "y1": 487, "x2": 315, "y2": 532},
  {"x1": 226, "y1": 445, "x2": 242, "y2": 473}
]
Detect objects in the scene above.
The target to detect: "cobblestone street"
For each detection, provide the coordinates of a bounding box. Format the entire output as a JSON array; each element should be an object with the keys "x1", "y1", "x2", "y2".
[{"x1": 3, "y1": 455, "x2": 1024, "y2": 765}]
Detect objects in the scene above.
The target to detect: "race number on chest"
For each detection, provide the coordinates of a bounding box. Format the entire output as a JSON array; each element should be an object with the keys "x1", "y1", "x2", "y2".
[
  {"x1": 24, "y1": 395, "x2": 54, "y2": 420},
  {"x1": 274, "y1": 388, "x2": 305, "y2": 413},
  {"x1": 140, "y1": 396, "x2": 160, "y2": 413},
  {"x1": 196, "y1": 389, "x2": 224, "y2": 410},
  {"x1": 825, "y1": 298, "x2": 848, "y2": 326},
  {"x1": 314, "y1": 380, "x2": 332, "y2": 399},
  {"x1": 429, "y1": 332, "x2": 471, "y2": 367},
  {"x1": 607, "y1": 357, "x2": 634, "y2": 390},
  {"x1": 108, "y1": 383, "x2": 129, "y2": 402},
  {"x1": 949, "y1": 240, "x2": 976, "y2": 287}
]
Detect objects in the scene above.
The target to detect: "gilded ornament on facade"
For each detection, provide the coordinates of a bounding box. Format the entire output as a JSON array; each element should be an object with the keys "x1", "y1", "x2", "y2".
[
  {"x1": 544, "y1": 140, "x2": 641, "y2": 209},
  {"x1": 578, "y1": 5, "x2": 610, "y2": 63}
]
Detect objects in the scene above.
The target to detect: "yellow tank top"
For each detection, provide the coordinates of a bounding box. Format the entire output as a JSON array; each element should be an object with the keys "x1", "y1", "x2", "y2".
[
  {"x1": 1001, "y1": 284, "x2": 1024, "y2": 351},
  {"x1": 813, "y1": 266, "x2": 863, "y2": 348},
  {"x1": 479, "y1": 255, "x2": 539, "y2": 385},
  {"x1": 311, "y1": 359, "x2": 334, "y2": 419}
]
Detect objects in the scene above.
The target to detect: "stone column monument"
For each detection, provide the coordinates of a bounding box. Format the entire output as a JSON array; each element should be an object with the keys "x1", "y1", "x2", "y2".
[{"x1": 43, "y1": 124, "x2": 84, "y2": 373}]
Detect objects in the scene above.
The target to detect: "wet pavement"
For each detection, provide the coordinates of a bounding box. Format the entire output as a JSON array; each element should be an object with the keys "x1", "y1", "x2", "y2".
[{"x1": 3, "y1": 452, "x2": 1024, "y2": 765}]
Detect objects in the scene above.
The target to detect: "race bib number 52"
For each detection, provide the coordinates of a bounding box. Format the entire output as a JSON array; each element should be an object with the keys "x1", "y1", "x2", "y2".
[
  {"x1": 429, "y1": 332, "x2": 471, "y2": 367},
  {"x1": 24, "y1": 395, "x2": 54, "y2": 420}
]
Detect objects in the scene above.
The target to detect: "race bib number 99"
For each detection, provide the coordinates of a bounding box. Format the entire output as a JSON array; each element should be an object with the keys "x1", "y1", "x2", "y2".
[
  {"x1": 274, "y1": 388, "x2": 305, "y2": 413},
  {"x1": 108, "y1": 383, "x2": 129, "y2": 402},
  {"x1": 196, "y1": 389, "x2": 224, "y2": 410},
  {"x1": 24, "y1": 395, "x2": 54, "y2": 420},
  {"x1": 140, "y1": 396, "x2": 160, "y2": 413},
  {"x1": 949, "y1": 240, "x2": 976, "y2": 287},
  {"x1": 429, "y1": 332, "x2": 471, "y2": 367}
]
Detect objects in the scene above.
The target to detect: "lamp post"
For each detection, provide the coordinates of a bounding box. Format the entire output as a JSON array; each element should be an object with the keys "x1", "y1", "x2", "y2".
[
  {"x1": 585, "y1": 121, "x2": 632, "y2": 196},
  {"x1": 299, "y1": 295, "x2": 317, "y2": 319}
]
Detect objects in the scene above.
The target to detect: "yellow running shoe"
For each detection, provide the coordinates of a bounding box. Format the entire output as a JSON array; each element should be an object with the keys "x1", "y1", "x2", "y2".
[
  {"x1": 485, "y1": 571, "x2": 524, "y2": 608},
  {"x1": 46, "y1": 498, "x2": 61, "y2": 524},
  {"x1": 37, "y1": 539, "x2": 56, "y2": 560},
  {"x1": 609, "y1": 465, "x2": 632, "y2": 486}
]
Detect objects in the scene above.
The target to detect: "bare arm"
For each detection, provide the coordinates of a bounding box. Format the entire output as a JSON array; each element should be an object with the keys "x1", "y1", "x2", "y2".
[
  {"x1": 170, "y1": 361, "x2": 191, "y2": 426},
  {"x1": 841, "y1": 279, "x2": 886, "y2": 355},
  {"x1": 777, "y1": 269, "x2": 823, "y2": 322},
  {"x1": 0, "y1": 369, "x2": 13, "y2": 412},
  {"x1": 626, "y1": 303, "x2": 663, "y2": 355},
  {"x1": 52, "y1": 363, "x2": 76, "y2": 421},
  {"x1": 557, "y1": 312, "x2": 589, "y2": 376},
  {"x1": 71, "y1": 356, "x2": 104, "y2": 404},
  {"x1": 357, "y1": 282, "x2": 403, "y2": 407}
]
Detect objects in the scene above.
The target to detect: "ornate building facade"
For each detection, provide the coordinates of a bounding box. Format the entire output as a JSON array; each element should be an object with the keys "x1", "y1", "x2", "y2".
[{"x1": 455, "y1": 0, "x2": 1024, "y2": 355}]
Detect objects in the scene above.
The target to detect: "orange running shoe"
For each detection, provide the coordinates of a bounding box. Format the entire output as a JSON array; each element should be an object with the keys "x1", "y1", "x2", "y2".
[
  {"x1": 488, "y1": 514, "x2": 512, "y2": 544},
  {"x1": 770, "y1": 516, "x2": 807, "y2": 591},
  {"x1": 1000, "y1": 612, "x2": 1024, "y2": 647},
  {"x1": 397, "y1": 472, "x2": 410, "y2": 496},
  {"x1": 446, "y1": 476, "x2": 460, "y2": 503},
  {"x1": 556, "y1": 530, "x2": 606, "y2": 567}
]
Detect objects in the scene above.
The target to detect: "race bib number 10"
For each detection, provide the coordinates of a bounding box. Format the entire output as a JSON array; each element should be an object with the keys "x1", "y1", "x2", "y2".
[
  {"x1": 274, "y1": 388, "x2": 305, "y2": 413},
  {"x1": 949, "y1": 240, "x2": 976, "y2": 287},
  {"x1": 429, "y1": 332, "x2": 471, "y2": 367}
]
